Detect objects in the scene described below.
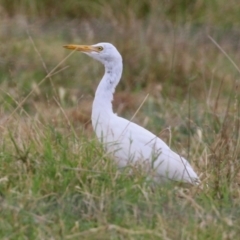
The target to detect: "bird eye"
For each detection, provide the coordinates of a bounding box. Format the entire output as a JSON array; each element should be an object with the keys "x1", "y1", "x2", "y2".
[{"x1": 97, "y1": 46, "x2": 104, "y2": 51}]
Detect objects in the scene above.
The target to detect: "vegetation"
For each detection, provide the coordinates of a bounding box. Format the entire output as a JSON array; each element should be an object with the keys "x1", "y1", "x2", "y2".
[{"x1": 0, "y1": 0, "x2": 240, "y2": 239}]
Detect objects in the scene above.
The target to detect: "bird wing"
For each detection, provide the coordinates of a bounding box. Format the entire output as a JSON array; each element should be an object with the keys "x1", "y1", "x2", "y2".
[{"x1": 101, "y1": 115, "x2": 199, "y2": 184}]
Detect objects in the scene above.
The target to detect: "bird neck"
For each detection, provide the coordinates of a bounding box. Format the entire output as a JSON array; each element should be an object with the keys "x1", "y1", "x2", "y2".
[{"x1": 92, "y1": 60, "x2": 123, "y2": 119}]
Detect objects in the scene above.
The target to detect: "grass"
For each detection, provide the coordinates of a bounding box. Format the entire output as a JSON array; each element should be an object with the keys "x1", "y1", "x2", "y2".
[
  {"x1": 1, "y1": 122, "x2": 240, "y2": 239},
  {"x1": 1, "y1": 1, "x2": 240, "y2": 239}
]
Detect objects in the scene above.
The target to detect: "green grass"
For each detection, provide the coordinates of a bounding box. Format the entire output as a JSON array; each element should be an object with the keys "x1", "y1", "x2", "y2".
[
  {"x1": 1, "y1": 0, "x2": 240, "y2": 28},
  {"x1": 1, "y1": 123, "x2": 240, "y2": 239},
  {"x1": 1, "y1": 1, "x2": 240, "y2": 239}
]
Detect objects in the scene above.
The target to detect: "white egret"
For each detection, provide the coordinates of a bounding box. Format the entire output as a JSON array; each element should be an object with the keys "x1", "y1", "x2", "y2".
[{"x1": 63, "y1": 42, "x2": 199, "y2": 185}]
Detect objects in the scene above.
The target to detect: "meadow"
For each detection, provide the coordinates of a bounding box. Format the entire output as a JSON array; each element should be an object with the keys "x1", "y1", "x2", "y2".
[{"x1": 1, "y1": 1, "x2": 240, "y2": 239}]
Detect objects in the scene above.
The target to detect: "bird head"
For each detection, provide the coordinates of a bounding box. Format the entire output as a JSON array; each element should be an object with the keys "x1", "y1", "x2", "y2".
[{"x1": 63, "y1": 42, "x2": 122, "y2": 65}]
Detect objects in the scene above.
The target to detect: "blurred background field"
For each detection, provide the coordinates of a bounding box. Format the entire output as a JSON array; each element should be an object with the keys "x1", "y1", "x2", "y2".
[{"x1": 1, "y1": 0, "x2": 240, "y2": 239}]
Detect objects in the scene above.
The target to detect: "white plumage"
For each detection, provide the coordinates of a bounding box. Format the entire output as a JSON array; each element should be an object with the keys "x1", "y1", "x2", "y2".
[{"x1": 64, "y1": 42, "x2": 199, "y2": 185}]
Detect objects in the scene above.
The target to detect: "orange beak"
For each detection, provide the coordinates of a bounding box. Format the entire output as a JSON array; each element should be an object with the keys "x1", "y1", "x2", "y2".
[{"x1": 63, "y1": 44, "x2": 100, "y2": 52}]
